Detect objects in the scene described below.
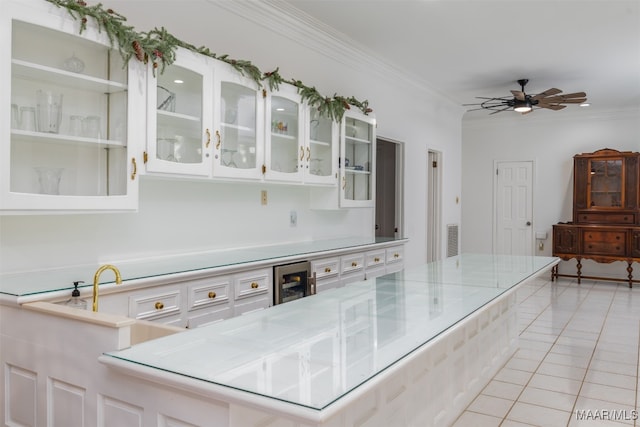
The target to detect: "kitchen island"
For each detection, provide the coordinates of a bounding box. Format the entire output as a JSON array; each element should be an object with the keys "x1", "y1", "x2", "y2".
[{"x1": 97, "y1": 254, "x2": 558, "y2": 427}]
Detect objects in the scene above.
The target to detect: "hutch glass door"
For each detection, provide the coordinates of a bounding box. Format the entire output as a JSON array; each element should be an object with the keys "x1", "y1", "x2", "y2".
[{"x1": 588, "y1": 158, "x2": 624, "y2": 208}]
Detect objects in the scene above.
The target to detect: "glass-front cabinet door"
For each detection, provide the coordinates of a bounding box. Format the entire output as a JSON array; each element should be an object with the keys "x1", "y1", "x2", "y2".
[
  {"x1": 1, "y1": 2, "x2": 144, "y2": 212},
  {"x1": 588, "y1": 158, "x2": 624, "y2": 208},
  {"x1": 146, "y1": 48, "x2": 212, "y2": 177},
  {"x1": 212, "y1": 61, "x2": 264, "y2": 180},
  {"x1": 305, "y1": 107, "x2": 338, "y2": 185},
  {"x1": 340, "y1": 111, "x2": 376, "y2": 208},
  {"x1": 264, "y1": 84, "x2": 303, "y2": 182}
]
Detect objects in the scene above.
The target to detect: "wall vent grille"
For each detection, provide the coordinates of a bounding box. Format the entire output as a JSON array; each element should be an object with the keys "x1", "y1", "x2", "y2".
[{"x1": 447, "y1": 224, "x2": 459, "y2": 258}]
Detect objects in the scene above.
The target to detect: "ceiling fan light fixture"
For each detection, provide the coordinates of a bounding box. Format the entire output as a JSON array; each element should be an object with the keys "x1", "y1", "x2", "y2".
[{"x1": 513, "y1": 99, "x2": 532, "y2": 113}]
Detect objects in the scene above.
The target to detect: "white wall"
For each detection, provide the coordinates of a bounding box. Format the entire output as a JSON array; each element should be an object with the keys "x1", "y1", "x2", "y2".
[
  {"x1": 0, "y1": 1, "x2": 463, "y2": 274},
  {"x1": 461, "y1": 108, "x2": 640, "y2": 278}
]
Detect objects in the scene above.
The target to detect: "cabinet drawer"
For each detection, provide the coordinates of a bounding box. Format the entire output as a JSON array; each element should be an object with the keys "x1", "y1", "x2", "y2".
[
  {"x1": 385, "y1": 246, "x2": 404, "y2": 264},
  {"x1": 577, "y1": 212, "x2": 636, "y2": 224},
  {"x1": 341, "y1": 254, "x2": 365, "y2": 275},
  {"x1": 312, "y1": 257, "x2": 340, "y2": 280},
  {"x1": 365, "y1": 250, "x2": 385, "y2": 269},
  {"x1": 235, "y1": 269, "x2": 270, "y2": 300},
  {"x1": 187, "y1": 278, "x2": 230, "y2": 311},
  {"x1": 129, "y1": 288, "x2": 181, "y2": 321},
  {"x1": 186, "y1": 305, "x2": 232, "y2": 328},
  {"x1": 235, "y1": 294, "x2": 270, "y2": 316},
  {"x1": 582, "y1": 230, "x2": 627, "y2": 256}
]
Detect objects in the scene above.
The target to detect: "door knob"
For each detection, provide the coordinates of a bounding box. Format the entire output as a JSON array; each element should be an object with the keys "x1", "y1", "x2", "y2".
[{"x1": 526, "y1": 221, "x2": 532, "y2": 226}]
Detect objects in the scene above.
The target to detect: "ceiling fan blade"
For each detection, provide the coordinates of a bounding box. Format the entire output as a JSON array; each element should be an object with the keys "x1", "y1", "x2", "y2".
[
  {"x1": 531, "y1": 88, "x2": 562, "y2": 100},
  {"x1": 538, "y1": 104, "x2": 566, "y2": 111},
  {"x1": 539, "y1": 96, "x2": 587, "y2": 104},
  {"x1": 511, "y1": 90, "x2": 526, "y2": 101}
]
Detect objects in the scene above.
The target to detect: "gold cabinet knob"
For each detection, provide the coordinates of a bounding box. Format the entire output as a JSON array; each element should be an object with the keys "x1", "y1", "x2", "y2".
[
  {"x1": 208, "y1": 291, "x2": 216, "y2": 299},
  {"x1": 325, "y1": 267, "x2": 331, "y2": 273},
  {"x1": 251, "y1": 282, "x2": 259, "y2": 289},
  {"x1": 154, "y1": 302, "x2": 164, "y2": 310},
  {"x1": 351, "y1": 261, "x2": 358, "y2": 267},
  {"x1": 394, "y1": 253, "x2": 400, "y2": 258},
  {"x1": 374, "y1": 257, "x2": 380, "y2": 262}
]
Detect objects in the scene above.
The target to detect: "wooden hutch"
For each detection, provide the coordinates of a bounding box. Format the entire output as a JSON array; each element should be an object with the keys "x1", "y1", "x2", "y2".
[{"x1": 552, "y1": 148, "x2": 640, "y2": 287}]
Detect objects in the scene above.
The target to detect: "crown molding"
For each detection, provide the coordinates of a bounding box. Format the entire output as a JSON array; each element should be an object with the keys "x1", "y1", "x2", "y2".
[
  {"x1": 463, "y1": 106, "x2": 640, "y2": 129},
  {"x1": 207, "y1": 0, "x2": 452, "y2": 102}
]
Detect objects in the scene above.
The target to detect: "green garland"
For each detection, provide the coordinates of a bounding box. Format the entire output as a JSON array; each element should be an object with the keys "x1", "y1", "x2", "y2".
[{"x1": 45, "y1": 0, "x2": 372, "y2": 121}]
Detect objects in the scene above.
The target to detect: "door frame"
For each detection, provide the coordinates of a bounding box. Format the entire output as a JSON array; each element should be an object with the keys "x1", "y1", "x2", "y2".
[
  {"x1": 375, "y1": 137, "x2": 404, "y2": 238},
  {"x1": 427, "y1": 150, "x2": 442, "y2": 262},
  {"x1": 493, "y1": 159, "x2": 535, "y2": 255}
]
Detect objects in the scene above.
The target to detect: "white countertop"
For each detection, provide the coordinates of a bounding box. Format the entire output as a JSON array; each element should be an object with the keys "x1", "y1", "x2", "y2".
[
  {"x1": 103, "y1": 254, "x2": 558, "y2": 412},
  {"x1": 0, "y1": 236, "x2": 406, "y2": 297}
]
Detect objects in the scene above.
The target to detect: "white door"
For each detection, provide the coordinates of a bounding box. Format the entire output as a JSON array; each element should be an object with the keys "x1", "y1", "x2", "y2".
[{"x1": 494, "y1": 161, "x2": 534, "y2": 255}]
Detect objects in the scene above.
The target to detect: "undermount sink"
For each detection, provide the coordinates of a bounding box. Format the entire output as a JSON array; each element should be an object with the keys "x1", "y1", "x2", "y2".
[
  {"x1": 129, "y1": 319, "x2": 183, "y2": 346},
  {"x1": 22, "y1": 301, "x2": 184, "y2": 349}
]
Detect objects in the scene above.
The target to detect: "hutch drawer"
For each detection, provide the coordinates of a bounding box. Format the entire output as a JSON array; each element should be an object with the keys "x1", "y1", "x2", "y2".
[
  {"x1": 129, "y1": 288, "x2": 181, "y2": 321},
  {"x1": 576, "y1": 212, "x2": 636, "y2": 224},
  {"x1": 581, "y1": 229, "x2": 627, "y2": 256},
  {"x1": 187, "y1": 278, "x2": 231, "y2": 311}
]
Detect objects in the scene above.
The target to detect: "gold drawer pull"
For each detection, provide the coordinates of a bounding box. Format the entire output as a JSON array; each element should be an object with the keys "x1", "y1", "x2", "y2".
[
  {"x1": 251, "y1": 282, "x2": 259, "y2": 289},
  {"x1": 325, "y1": 267, "x2": 332, "y2": 273},
  {"x1": 351, "y1": 261, "x2": 358, "y2": 267},
  {"x1": 374, "y1": 257, "x2": 380, "y2": 262},
  {"x1": 215, "y1": 130, "x2": 221, "y2": 149},
  {"x1": 154, "y1": 301, "x2": 164, "y2": 310},
  {"x1": 208, "y1": 291, "x2": 216, "y2": 299},
  {"x1": 394, "y1": 253, "x2": 400, "y2": 258},
  {"x1": 205, "y1": 128, "x2": 211, "y2": 148}
]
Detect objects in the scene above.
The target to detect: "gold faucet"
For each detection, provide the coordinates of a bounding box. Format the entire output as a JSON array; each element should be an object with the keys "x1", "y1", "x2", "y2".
[{"x1": 92, "y1": 264, "x2": 122, "y2": 312}]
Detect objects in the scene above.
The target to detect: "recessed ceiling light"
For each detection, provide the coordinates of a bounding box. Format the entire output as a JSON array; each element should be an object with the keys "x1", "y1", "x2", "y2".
[
  {"x1": 276, "y1": 108, "x2": 285, "y2": 111},
  {"x1": 174, "y1": 79, "x2": 184, "y2": 84},
  {"x1": 580, "y1": 102, "x2": 590, "y2": 107}
]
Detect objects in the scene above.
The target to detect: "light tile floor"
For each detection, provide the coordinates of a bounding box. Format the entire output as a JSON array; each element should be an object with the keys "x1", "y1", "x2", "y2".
[{"x1": 452, "y1": 275, "x2": 640, "y2": 427}]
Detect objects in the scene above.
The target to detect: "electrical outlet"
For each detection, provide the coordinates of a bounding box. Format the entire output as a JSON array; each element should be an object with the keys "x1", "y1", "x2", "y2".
[
  {"x1": 261, "y1": 190, "x2": 267, "y2": 205},
  {"x1": 290, "y1": 210, "x2": 297, "y2": 227}
]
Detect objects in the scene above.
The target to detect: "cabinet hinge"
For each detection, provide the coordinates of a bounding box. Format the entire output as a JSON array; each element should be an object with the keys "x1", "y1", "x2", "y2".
[
  {"x1": 143, "y1": 151, "x2": 148, "y2": 164},
  {"x1": 262, "y1": 89, "x2": 267, "y2": 98},
  {"x1": 496, "y1": 168, "x2": 499, "y2": 175},
  {"x1": 262, "y1": 164, "x2": 266, "y2": 174},
  {"x1": 432, "y1": 160, "x2": 437, "y2": 168}
]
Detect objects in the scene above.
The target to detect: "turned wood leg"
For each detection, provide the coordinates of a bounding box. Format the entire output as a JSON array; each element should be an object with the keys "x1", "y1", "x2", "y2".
[
  {"x1": 576, "y1": 258, "x2": 582, "y2": 284},
  {"x1": 627, "y1": 262, "x2": 633, "y2": 289},
  {"x1": 551, "y1": 264, "x2": 557, "y2": 282}
]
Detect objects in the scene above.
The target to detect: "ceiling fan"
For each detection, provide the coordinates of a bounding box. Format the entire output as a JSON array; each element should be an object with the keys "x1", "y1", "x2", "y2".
[{"x1": 464, "y1": 79, "x2": 587, "y2": 115}]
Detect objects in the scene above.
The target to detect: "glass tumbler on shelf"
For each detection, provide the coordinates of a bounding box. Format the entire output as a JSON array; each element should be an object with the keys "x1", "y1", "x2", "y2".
[
  {"x1": 34, "y1": 167, "x2": 64, "y2": 195},
  {"x1": 83, "y1": 116, "x2": 101, "y2": 139},
  {"x1": 36, "y1": 90, "x2": 63, "y2": 133},
  {"x1": 20, "y1": 107, "x2": 36, "y2": 132},
  {"x1": 69, "y1": 115, "x2": 83, "y2": 136},
  {"x1": 11, "y1": 104, "x2": 20, "y2": 129}
]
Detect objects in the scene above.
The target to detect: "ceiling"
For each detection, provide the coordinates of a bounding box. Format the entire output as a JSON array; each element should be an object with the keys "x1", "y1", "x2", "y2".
[{"x1": 282, "y1": 0, "x2": 640, "y2": 119}]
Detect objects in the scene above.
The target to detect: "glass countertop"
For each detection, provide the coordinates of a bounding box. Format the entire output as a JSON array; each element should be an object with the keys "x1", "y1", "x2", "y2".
[
  {"x1": 104, "y1": 254, "x2": 558, "y2": 411},
  {"x1": 0, "y1": 236, "x2": 404, "y2": 297}
]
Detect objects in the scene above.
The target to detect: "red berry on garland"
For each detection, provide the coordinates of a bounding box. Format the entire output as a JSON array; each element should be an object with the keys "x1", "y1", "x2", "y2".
[
  {"x1": 107, "y1": 9, "x2": 114, "y2": 14},
  {"x1": 77, "y1": 1, "x2": 87, "y2": 6},
  {"x1": 153, "y1": 49, "x2": 162, "y2": 58}
]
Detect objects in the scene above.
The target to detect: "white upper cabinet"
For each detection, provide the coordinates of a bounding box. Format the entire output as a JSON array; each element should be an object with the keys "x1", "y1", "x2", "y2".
[
  {"x1": 145, "y1": 48, "x2": 213, "y2": 177},
  {"x1": 340, "y1": 110, "x2": 376, "y2": 207},
  {"x1": 212, "y1": 61, "x2": 265, "y2": 180},
  {"x1": 1, "y1": 0, "x2": 145, "y2": 213},
  {"x1": 264, "y1": 83, "x2": 338, "y2": 185},
  {"x1": 264, "y1": 84, "x2": 304, "y2": 183}
]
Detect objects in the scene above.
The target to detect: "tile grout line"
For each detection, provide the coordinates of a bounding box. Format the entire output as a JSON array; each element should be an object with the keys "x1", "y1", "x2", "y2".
[
  {"x1": 565, "y1": 281, "x2": 621, "y2": 426},
  {"x1": 508, "y1": 279, "x2": 608, "y2": 427},
  {"x1": 491, "y1": 277, "x2": 585, "y2": 426}
]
